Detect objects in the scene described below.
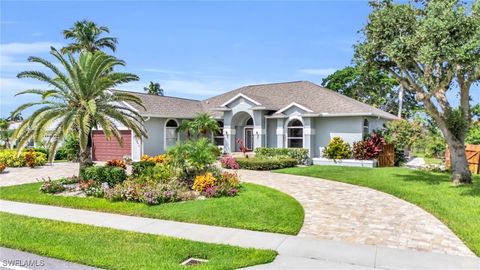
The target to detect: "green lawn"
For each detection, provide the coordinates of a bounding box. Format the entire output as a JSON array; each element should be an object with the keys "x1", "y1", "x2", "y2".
[
  {"x1": 0, "y1": 212, "x2": 276, "y2": 270},
  {"x1": 276, "y1": 166, "x2": 480, "y2": 255},
  {"x1": 0, "y1": 183, "x2": 303, "y2": 235}
]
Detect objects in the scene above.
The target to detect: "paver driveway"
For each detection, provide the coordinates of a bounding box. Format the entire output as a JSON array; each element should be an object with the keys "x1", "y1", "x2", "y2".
[
  {"x1": 237, "y1": 169, "x2": 474, "y2": 257},
  {"x1": 0, "y1": 162, "x2": 79, "y2": 187}
]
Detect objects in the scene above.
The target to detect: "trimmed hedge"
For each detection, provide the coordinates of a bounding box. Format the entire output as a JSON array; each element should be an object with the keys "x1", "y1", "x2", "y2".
[
  {"x1": 254, "y1": 148, "x2": 309, "y2": 164},
  {"x1": 131, "y1": 161, "x2": 156, "y2": 176},
  {"x1": 236, "y1": 158, "x2": 297, "y2": 171},
  {"x1": 81, "y1": 166, "x2": 127, "y2": 186}
]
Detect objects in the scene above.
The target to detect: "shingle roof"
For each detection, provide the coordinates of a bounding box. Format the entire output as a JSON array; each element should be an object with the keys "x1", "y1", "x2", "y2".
[
  {"x1": 113, "y1": 90, "x2": 204, "y2": 118},
  {"x1": 117, "y1": 81, "x2": 398, "y2": 120},
  {"x1": 201, "y1": 81, "x2": 398, "y2": 119}
]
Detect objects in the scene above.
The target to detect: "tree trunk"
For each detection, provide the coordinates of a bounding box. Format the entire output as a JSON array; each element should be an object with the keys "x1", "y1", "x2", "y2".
[
  {"x1": 78, "y1": 145, "x2": 92, "y2": 177},
  {"x1": 446, "y1": 138, "x2": 472, "y2": 184}
]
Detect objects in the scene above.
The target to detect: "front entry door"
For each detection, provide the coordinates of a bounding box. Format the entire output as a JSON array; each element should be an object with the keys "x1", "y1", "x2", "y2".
[{"x1": 244, "y1": 128, "x2": 254, "y2": 151}]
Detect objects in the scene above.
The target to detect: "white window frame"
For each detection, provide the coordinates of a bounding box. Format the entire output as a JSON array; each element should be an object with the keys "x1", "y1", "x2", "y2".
[
  {"x1": 164, "y1": 119, "x2": 179, "y2": 150},
  {"x1": 286, "y1": 118, "x2": 304, "y2": 148},
  {"x1": 213, "y1": 120, "x2": 224, "y2": 146},
  {"x1": 362, "y1": 118, "x2": 369, "y2": 137}
]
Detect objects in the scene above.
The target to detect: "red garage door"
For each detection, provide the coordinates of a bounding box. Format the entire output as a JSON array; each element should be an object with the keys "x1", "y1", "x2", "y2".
[{"x1": 92, "y1": 130, "x2": 131, "y2": 161}]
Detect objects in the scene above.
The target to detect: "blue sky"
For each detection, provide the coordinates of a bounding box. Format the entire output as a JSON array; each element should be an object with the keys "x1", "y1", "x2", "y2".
[{"x1": 1, "y1": 1, "x2": 478, "y2": 118}]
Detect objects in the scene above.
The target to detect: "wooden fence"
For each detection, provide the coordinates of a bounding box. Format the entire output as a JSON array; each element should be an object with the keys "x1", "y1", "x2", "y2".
[
  {"x1": 378, "y1": 144, "x2": 395, "y2": 167},
  {"x1": 445, "y1": 144, "x2": 480, "y2": 174}
]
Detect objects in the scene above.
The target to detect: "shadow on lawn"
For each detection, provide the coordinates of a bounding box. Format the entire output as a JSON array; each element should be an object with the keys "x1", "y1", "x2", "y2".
[{"x1": 392, "y1": 169, "x2": 450, "y2": 185}]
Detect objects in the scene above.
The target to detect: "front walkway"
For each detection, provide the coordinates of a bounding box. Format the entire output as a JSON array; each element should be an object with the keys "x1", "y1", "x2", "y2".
[
  {"x1": 237, "y1": 170, "x2": 474, "y2": 257},
  {"x1": 1, "y1": 200, "x2": 478, "y2": 270},
  {"x1": 0, "y1": 162, "x2": 79, "y2": 187}
]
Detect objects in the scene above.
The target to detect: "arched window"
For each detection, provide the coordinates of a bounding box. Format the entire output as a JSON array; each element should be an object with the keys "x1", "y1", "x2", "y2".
[
  {"x1": 214, "y1": 120, "x2": 224, "y2": 146},
  {"x1": 246, "y1": 117, "x2": 254, "y2": 126},
  {"x1": 287, "y1": 119, "x2": 303, "y2": 148},
  {"x1": 362, "y1": 119, "x2": 369, "y2": 137},
  {"x1": 165, "y1": 119, "x2": 178, "y2": 149}
]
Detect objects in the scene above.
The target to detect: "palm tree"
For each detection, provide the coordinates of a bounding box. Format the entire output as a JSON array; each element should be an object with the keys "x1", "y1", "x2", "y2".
[
  {"x1": 178, "y1": 113, "x2": 220, "y2": 139},
  {"x1": 144, "y1": 81, "x2": 164, "y2": 96},
  {"x1": 61, "y1": 20, "x2": 118, "y2": 54},
  {"x1": 12, "y1": 47, "x2": 146, "y2": 174}
]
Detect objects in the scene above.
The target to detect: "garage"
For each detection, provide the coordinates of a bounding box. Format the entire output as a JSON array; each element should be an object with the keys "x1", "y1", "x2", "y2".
[{"x1": 92, "y1": 130, "x2": 132, "y2": 161}]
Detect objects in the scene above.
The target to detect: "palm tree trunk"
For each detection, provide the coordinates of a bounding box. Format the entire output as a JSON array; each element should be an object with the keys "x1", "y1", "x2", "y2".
[{"x1": 78, "y1": 145, "x2": 92, "y2": 177}]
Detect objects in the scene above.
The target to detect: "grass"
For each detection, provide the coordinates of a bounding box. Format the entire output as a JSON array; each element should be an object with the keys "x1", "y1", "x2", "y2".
[
  {"x1": 0, "y1": 212, "x2": 276, "y2": 270},
  {"x1": 0, "y1": 183, "x2": 303, "y2": 235},
  {"x1": 412, "y1": 151, "x2": 442, "y2": 165},
  {"x1": 275, "y1": 166, "x2": 480, "y2": 256}
]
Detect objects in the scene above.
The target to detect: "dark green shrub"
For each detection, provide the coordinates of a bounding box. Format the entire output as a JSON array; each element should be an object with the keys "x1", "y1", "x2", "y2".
[
  {"x1": 254, "y1": 147, "x2": 309, "y2": 164},
  {"x1": 81, "y1": 166, "x2": 127, "y2": 186},
  {"x1": 236, "y1": 158, "x2": 297, "y2": 170},
  {"x1": 132, "y1": 160, "x2": 156, "y2": 176}
]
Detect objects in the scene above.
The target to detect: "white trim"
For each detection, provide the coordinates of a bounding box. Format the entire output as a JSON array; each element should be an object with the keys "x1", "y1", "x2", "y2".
[
  {"x1": 284, "y1": 116, "x2": 304, "y2": 148},
  {"x1": 164, "y1": 118, "x2": 179, "y2": 151},
  {"x1": 220, "y1": 93, "x2": 261, "y2": 107},
  {"x1": 276, "y1": 128, "x2": 284, "y2": 135},
  {"x1": 304, "y1": 127, "x2": 315, "y2": 135},
  {"x1": 276, "y1": 102, "x2": 313, "y2": 114},
  {"x1": 253, "y1": 128, "x2": 266, "y2": 135}
]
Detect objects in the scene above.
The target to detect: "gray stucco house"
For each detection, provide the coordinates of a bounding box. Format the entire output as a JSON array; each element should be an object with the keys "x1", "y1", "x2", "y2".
[{"x1": 91, "y1": 81, "x2": 397, "y2": 161}]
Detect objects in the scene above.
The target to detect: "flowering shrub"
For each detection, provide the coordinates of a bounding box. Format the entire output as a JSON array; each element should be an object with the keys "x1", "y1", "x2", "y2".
[
  {"x1": 141, "y1": 154, "x2": 171, "y2": 164},
  {"x1": 40, "y1": 178, "x2": 65, "y2": 194},
  {"x1": 106, "y1": 159, "x2": 126, "y2": 169},
  {"x1": 0, "y1": 149, "x2": 46, "y2": 167},
  {"x1": 24, "y1": 149, "x2": 36, "y2": 168},
  {"x1": 220, "y1": 155, "x2": 240, "y2": 169},
  {"x1": 193, "y1": 172, "x2": 216, "y2": 192},
  {"x1": 323, "y1": 137, "x2": 352, "y2": 159},
  {"x1": 0, "y1": 163, "x2": 5, "y2": 173},
  {"x1": 352, "y1": 133, "x2": 385, "y2": 160}
]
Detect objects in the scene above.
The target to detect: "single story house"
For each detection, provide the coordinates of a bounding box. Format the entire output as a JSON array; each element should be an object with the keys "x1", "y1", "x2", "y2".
[{"x1": 92, "y1": 81, "x2": 398, "y2": 161}]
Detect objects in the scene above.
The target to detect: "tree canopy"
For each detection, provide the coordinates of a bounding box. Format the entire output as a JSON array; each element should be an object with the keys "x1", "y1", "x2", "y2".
[
  {"x1": 61, "y1": 20, "x2": 118, "y2": 54},
  {"x1": 144, "y1": 81, "x2": 164, "y2": 96},
  {"x1": 355, "y1": 0, "x2": 480, "y2": 184},
  {"x1": 321, "y1": 65, "x2": 419, "y2": 118}
]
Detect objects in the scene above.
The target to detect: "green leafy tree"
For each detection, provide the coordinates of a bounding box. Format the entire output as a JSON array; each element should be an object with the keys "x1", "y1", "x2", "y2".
[
  {"x1": 144, "y1": 81, "x2": 164, "y2": 96},
  {"x1": 0, "y1": 119, "x2": 13, "y2": 149},
  {"x1": 321, "y1": 65, "x2": 419, "y2": 118},
  {"x1": 178, "y1": 113, "x2": 220, "y2": 139},
  {"x1": 356, "y1": 0, "x2": 480, "y2": 184},
  {"x1": 61, "y1": 20, "x2": 118, "y2": 54},
  {"x1": 12, "y1": 48, "x2": 146, "y2": 175}
]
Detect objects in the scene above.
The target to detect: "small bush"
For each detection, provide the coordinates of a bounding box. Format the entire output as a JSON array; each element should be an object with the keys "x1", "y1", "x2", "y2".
[
  {"x1": 236, "y1": 158, "x2": 297, "y2": 170},
  {"x1": 141, "y1": 154, "x2": 171, "y2": 164},
  {"x1": 220, "y1": 155, "x2": 240, "y2": 169},
  {"x1": 352, "y1": 133, "x2": 385, "y2": 160},
  {"x1": 425, "y1": 134, "x2": 446, "y2": 159},
  {"x1": 254, "y1": 147, "x2": 309, "y2": 164},
  {"x1": 132, "y1": 161, "x2": 156, "y2": 176},
  {"x1": 0, "y1": 163, "x2": 5, "y2": 173},
  {"x1": 106, "y1": 159, "x2": 127, "y2": 169},
  {"x1": 79, "y1": 179, "x2": 104, "y2": 197},
  {"x1": 193, "y1": 172, "x2": 217, "y2": 192},
  {"x1": 323, "y1": 137, "x2": 352, "y2": 159},
  {"x1": 40, "y1": 178, "x2": 65, "y2": 194},
  {"x1": 24, "y1": 149, "x2": 36, "y2": 168},
  {"x1": 0, "y1": 149, "x2": 46, "y2": 167},
  {"x1": 81, "y1": 166, "x2": 127, "y2": 186}
]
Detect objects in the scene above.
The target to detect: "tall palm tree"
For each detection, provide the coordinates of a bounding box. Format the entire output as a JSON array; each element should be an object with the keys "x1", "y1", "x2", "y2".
[
  {"x1": 61, "y1": 20, "x2": 118, "y2": 54},
  {"x1": 12, "y1": 47, "x2": 146, "y2": 174},
  {"x1": 0, "y1": 119, "x2": 13, "y2": 149},
  {"x1": 144, "y1": 81, "x2": 164, "y2": 96}
]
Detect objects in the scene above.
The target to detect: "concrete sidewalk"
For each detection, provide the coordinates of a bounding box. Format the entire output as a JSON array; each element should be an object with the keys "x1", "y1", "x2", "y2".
[{"x1": 1, "y1": 200, "x2": 478, "y2": 270}]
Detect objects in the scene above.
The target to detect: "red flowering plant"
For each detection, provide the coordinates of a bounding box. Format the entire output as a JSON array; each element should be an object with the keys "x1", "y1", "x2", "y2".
[
  {"x1": 220, "y1": 155, "x2": 240, "y2": 169},
  {"x1": 235, "y1": 139, "x2": 248, "y2": 157},
  {"x1": 353, "y1": 132, "x2": 385, "y2": 160}
]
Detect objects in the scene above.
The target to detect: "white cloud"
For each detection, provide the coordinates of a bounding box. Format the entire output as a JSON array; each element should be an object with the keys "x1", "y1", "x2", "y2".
[
  {"x1": 297, "y1": 68, "x2": 337, "y2": 76},
  {"x1": 142, "y1": 68, "x2": 186, "y2": 75},
  {"x1": 0, "y1": 41, "x2": 63, "y2": 55},
  {"x1": 0, "y1": 41, "x2": 63, "y2": 73}
]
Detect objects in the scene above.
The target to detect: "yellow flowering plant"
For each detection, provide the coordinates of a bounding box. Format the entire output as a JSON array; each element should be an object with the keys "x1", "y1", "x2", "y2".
[{"x1": 193, "y1": 172, "x2": 216, "y2": 192}]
